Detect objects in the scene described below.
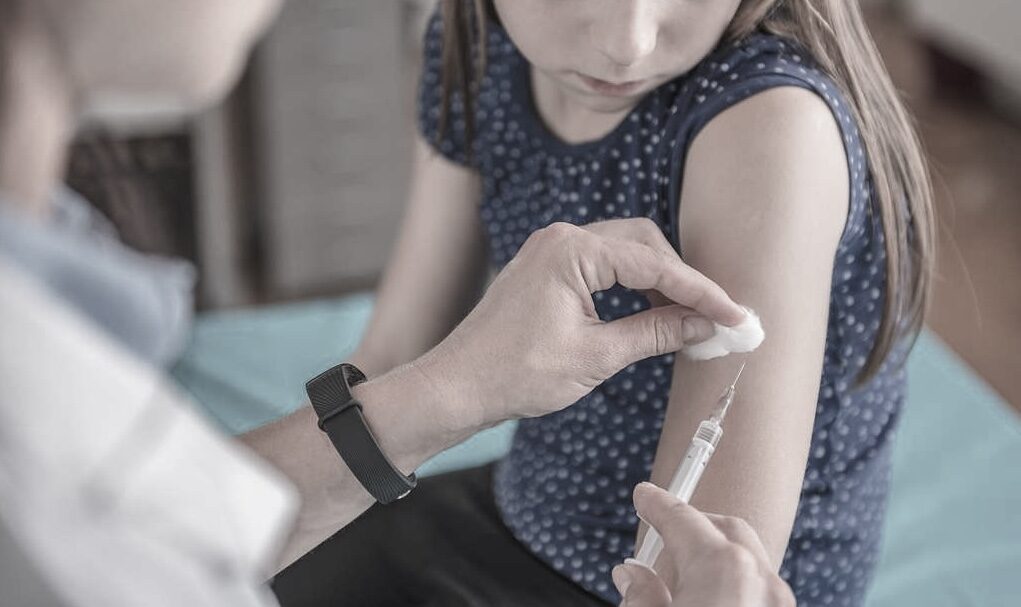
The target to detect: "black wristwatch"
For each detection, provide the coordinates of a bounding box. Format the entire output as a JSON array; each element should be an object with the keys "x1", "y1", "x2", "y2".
[{"x1": 305, "y1": 363, "x2": 417, "y2": 504}]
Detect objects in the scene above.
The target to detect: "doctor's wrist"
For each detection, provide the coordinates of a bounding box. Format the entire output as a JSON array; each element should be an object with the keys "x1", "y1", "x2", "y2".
[{"x1": 352, "y1": 353, "x2": 483, "y2": 477}]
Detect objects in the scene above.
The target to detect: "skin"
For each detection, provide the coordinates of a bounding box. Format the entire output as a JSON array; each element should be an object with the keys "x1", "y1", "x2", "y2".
[
  {"x1": 0, "y1": 5, "x2": 763, "y2": 602},
  {"x1": 367, "y1": 0, "x2": 846, "y2": 596}
]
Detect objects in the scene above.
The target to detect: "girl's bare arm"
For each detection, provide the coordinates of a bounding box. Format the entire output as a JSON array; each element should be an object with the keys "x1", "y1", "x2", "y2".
[
  {"x1": 644, "y1": 87, "x2": 850, "y2": 572},
  {"x1": 352, "y1": 135, "x2": 488, "y2": 376}
]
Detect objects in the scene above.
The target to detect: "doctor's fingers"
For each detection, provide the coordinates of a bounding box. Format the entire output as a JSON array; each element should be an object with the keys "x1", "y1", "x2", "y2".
[
  {"x1": 579, "y1": 218, "x2": 678, "y2": 258},
  {"x1": 578, "y1": 219, "x2": 685, "y2": 309},
  {"x1": 570, "y1": 232, "x2": 744, "y2": 326},
  {"x1": 693, "y1": 515, "x2": 797, "y2": 607},
  {"x1": 612, "y1": 562, "x2": 671, "y2": 607},
  {"x1": 518, "y1": 222, "x2": 742, "y2": 325},
  {"x1": 703, "y1": 513, "x2": 772, "y2": 566},
  {"x1": 632, "y1": 483, "x2": 729, "y2": 573},
  {"x1": 588, "y1": 306, "x2": 714, "y2": 372}
]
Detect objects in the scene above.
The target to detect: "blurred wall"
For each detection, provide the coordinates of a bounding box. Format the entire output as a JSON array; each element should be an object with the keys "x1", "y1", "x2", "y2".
[
  {"x1": 906, "y1": 0, "x2": 1021, "y2": 96},
  {"x1": 191, "y1": 0, "x2": 428, "y2": 308},
  {"x1": 248, "y1": 0, "x2": 414, "y2": 300}
]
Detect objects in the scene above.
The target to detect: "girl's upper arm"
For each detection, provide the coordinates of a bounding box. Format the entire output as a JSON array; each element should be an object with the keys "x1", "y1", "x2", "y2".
[
  {"x1": 647, "y1": 86, "x2": 850, "y2": 568},
  {"x1": 353, "y1": 135, "x2": 487, "y2": 376}
]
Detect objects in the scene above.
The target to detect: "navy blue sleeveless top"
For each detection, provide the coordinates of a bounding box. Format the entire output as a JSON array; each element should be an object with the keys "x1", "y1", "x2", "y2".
[{"x1": 418, "y1": 12, "x2": 908, "y2": 607}]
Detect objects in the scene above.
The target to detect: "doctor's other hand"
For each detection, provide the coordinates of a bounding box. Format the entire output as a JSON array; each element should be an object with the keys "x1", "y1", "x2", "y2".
[
  {"x1": 612, "y1": 483, "x2": 795, "y2": 607},
  {"x1": 413, "y1": 219, "x2": 746, "y2": 429}
]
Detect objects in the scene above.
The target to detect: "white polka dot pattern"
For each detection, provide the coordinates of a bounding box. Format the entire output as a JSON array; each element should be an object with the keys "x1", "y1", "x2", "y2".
[{"x1": 416, "y1": 12, "x2": 911, "y2": 607}]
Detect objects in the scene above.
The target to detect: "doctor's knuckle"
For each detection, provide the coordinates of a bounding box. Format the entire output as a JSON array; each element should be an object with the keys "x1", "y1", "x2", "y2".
[
  {"x1": 655, "y1": 498, "x2": 692, "y2": 533},
  {"x1": 769, "y1": 578, "x2": 797, "y2": 607},
  {"x1": 651, "y1": 313, "x2": 677, "y2": 355},
  {"x1": 716, "y1": 515, "x2": 753, "y2": 538},
  {"x1": 540, "y1": 221, "x2": 580, "y2": 244},
  {"x1": 632, "y1": 216, "x2": 659, "y2": 237},
  {"x1": 723, "y1": 544, "x2": 757, "y2": 572}
]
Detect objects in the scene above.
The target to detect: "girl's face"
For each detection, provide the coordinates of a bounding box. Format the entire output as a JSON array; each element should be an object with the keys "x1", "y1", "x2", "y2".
[
  {"x1": 50, "y1": 0, "x2": 283, "y2": 111},
  {"x1": 492, "y1": 0, "x2": 742, "y2": 113}
]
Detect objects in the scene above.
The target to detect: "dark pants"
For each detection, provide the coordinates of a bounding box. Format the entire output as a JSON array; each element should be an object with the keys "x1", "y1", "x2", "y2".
[{"x1": 272, "y1": 464, "x2": 611, "y2": 607}]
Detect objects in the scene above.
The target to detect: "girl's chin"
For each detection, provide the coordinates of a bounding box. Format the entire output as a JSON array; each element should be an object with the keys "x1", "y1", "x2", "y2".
[{"x1": 570, "y1": 90, "x2": 646, "y2": 114}]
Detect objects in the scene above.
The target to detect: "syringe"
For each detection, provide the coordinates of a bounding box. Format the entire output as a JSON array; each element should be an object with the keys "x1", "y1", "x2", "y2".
[{"x1": 632, "y1": 362, "x2": 747, "y2": 568}]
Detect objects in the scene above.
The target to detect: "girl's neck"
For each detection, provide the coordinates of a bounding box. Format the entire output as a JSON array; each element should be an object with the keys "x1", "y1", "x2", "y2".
[
  {"x1": 531, "y1": 67, "x2": 635, "y2": 145},
  {"x1": 0, "y1": 22, "x2": 75, "y2": 220}
]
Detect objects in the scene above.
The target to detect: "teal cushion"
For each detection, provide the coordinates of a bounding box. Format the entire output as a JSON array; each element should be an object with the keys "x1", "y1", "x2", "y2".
[
  {"x1": 172, "y1": 295, "x2": 1021, "y2": 604},
  {"x1": 866, "y1": 332, "x2": 1021, "y2": 606}
]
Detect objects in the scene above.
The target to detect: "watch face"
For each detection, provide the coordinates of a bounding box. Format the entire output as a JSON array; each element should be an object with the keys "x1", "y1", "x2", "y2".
[
  {"x1": 307, "y1": 364, "x2": 356, "y2": 421},
  {"x1": 342, "y1": 363, "x2": 367, "y2": 386}
]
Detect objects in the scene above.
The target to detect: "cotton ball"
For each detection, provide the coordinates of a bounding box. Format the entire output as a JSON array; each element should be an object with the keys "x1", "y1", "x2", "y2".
[{"x1": 682, "y1": 307, "x2": 764, "y2": 361}]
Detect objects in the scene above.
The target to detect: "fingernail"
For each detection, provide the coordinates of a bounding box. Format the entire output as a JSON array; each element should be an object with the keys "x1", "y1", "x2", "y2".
[
  {"x1": 725, "y1": 304, "x2": 750, "y2": 327},
  {"x1": 612, "y1": 564, "x2": 633, "y2": 596},
  {"x1": 681, "y1": 317, "x2": 716, "y2": 343},
  {"x1": 633, "y1": 482, "x2": 655, "y2": 519},
  {"x1": 634, "y1": 481, "x2": 656, "y2": 501}
]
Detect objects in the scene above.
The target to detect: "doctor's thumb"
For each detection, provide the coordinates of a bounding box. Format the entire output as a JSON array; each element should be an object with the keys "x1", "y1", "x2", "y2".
[
  {"x1": 612, "y1": 562, "x2": 671, "y2": 607},
  {"x1": 680, "y1": 315, "x2": 716, "y2": 343},
  {"x1": 599, "y1": 306, "x2": 715, "y2": 368}
]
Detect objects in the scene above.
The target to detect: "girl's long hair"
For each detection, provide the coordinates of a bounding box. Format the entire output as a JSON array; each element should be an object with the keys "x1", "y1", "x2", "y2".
[{"x1": 438, "y1": 0, "x2": 935, "y2": 382}]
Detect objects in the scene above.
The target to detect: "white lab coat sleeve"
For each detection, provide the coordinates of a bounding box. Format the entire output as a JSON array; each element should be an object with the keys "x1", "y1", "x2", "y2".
[{"x1": 0, "y1": 257, "x2": 298, "y2": 607}]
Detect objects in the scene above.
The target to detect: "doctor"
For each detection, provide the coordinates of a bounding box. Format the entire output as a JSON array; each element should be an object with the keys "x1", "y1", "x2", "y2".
[{"x1": 0, "y1": 1, "x2": 791, "y2": 606}]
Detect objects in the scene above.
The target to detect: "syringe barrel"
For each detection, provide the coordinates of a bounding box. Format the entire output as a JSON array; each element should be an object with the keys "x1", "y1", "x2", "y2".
[
  {"x1": 667, "y1": 432, "x2": 716, "y2": 502},
  {"x1": 694, "y1": 419, "x2": 723, "y2": 449},
  {"x1": 633, "y1": 422, "x2": 720, "y2": 567}
]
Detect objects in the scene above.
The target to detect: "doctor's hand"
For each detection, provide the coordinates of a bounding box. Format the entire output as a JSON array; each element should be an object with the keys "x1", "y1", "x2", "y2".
[
  {"x1": 612, "y1": 483, "x2": 795, "y2": 607},
  {"x1": 413, "y1": 218, "x2": 746, "y2": 430}
]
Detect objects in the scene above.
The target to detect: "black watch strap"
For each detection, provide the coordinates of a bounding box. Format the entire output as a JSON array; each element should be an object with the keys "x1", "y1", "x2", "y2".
[{"x1": 305, "y1": 363, "x2": 417, "y2": 504}]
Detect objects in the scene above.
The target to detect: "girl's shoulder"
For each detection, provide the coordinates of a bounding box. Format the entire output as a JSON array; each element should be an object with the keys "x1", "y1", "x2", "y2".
[
  {"x1": 698, "y1": 32, "x2": 815, "y2": 76},
  {"x1": 662, "y1": 32, "x2": 873, "y2": 253},
  {"x1": 662, "y1": 30, "x2": 866, "y2": 196},
  {"x1": 668, "y1": 31, "x2": 848, "y2": 124}
]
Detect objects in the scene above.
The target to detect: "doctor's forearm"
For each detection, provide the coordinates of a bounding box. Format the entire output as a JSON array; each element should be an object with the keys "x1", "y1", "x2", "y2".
[
  {"x1": 241, "y1": 355, "x2": 477, "y2": 573},
  {"x1": 242, "y1": 404, "x2": 371, "y2": 572}
]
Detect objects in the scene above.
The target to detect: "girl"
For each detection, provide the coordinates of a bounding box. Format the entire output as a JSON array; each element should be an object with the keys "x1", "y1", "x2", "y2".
[{"x1": 273, "y1": 1, "x2": 934, "y2": 606}]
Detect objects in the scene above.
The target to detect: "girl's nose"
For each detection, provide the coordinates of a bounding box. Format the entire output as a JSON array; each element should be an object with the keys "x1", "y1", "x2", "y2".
[{"x1": 590, "y1": 1, "x2": 658, "y2": 68}]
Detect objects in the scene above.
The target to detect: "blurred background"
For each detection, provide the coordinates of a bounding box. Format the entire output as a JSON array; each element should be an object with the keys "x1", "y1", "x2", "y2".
[{"x1": 65, "y1": 1, "x2": 1020, "y2": 603}]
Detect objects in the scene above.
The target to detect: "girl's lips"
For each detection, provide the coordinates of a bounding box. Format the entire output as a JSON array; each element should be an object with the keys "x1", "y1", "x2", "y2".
[{"x1": 578, "y1": 73, "x2": 648, "y2": 97}]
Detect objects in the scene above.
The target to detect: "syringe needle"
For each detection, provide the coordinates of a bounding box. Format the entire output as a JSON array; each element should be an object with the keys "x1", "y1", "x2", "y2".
[
  {"x1": 730, "y1": 361, "x2": 747, "y2": 389},
  {"x1": 711, "y1": 362, "x2": 747, "y2": 424}
]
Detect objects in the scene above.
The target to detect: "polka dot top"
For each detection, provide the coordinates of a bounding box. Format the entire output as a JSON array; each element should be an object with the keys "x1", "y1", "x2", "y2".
[{"x1": 418, "y1": 12, "x2": 909, "y2": 607}]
